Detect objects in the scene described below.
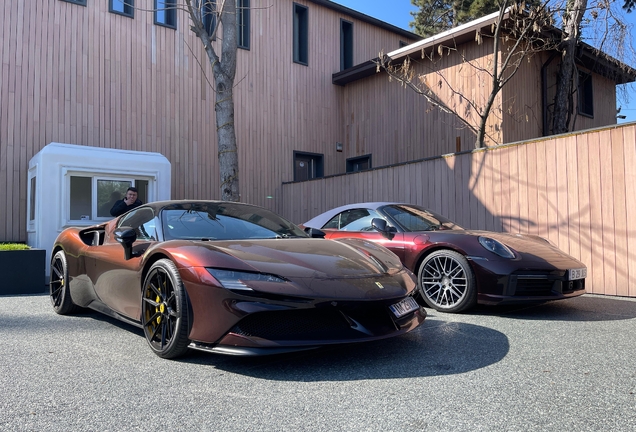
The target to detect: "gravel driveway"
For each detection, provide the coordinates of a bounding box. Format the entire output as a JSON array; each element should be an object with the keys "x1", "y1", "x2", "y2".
[{"x1": 1, "y1": 293, "x2": 635, "y2": 431}]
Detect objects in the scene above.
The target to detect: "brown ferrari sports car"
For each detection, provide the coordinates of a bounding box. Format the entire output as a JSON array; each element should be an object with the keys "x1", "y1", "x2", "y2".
[
  {"x1": 49, "y1": 201, "x2": 425, "y2": 358},
  {"x1": 302, "y1": 202, "x2": 587, "y2": 313}
]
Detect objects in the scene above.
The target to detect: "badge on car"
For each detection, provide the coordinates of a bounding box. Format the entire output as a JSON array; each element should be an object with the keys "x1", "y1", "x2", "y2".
[
  {"x1": 568, "y1": 268, "x2": 587, "y2": 280},
  {"x1": 389, "y1": 297, "x2": 419, "y2": 318}
]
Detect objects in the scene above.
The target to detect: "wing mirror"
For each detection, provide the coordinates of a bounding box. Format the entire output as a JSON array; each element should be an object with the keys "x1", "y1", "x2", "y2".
[
  {"x1": 371, "y1": 218, "x2": 397, "y2": 240},
  {"x1": 114, "y1": 227, "x2": 138, "y2": 260},
  {"x1": 304, "y1": 227, "x2": 326, "y2": 238}
]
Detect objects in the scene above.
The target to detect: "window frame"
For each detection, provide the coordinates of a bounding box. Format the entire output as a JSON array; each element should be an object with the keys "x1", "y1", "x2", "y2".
[
  {"x1": 109, "y1": 0, "x2": 134, "y2": 18},
  {"x1": 346, "y1": 154, "x2": 372, "y2": 173},
  {"x1": 293, "y1": 151, "x2": 324, "y2": 182},
  {"x1": 64, "y1": 171, "x2": 153, "y2": 226},
  {"x1": 340, "y1": 19, "x2": 353, "y2": 71},
  {"x1": 237, "y1": 0, "x2": 250, "y2": 50},
  {"x1": 60, "y1": 0, "x2": 87, "y2": 6},
  {"x1": 293, "y1": 3, "x2": 309, "y2": 65},
  {"x1": 154, "y1": 0, "x2": 177, "y2": 30},
  {"x1": 577, "y1": 70, "x2": 594, "y2": 118}
]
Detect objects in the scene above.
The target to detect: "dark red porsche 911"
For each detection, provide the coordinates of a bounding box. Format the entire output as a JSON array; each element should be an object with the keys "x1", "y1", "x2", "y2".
[
  {"x1": 302, "y1": 202, "x2": 587, "y2": 313},
  {"x1": 49, "y1": 200, "x2": 425, "y2": 359}
]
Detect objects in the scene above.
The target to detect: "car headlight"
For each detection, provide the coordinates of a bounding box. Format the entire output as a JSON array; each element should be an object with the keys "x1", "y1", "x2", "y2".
[
  {"x1": 207, "y1": 269, "x2": 287, "y2": 291},
  {"x1": 478, "y1": 236, "x2": 515, "y2": 259}
]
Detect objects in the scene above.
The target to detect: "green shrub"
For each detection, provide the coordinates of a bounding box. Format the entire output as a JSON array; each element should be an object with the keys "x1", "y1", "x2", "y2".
[{"x1": 0, "y1": 243, "x2": 31, "y2": 251}]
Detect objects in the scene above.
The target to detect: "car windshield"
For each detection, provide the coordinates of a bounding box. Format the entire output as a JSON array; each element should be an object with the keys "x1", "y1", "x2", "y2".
[
  {"x1": 161, "y1": 202, "x2": 308, "y2": 240},
  {"x1": 382, "y1": 204, "x2": 463, "y2": 232}
]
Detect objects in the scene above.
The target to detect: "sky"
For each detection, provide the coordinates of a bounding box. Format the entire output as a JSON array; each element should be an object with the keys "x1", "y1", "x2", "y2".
[{"x1": 333, "y1": 0, "x2": 636, "y2": 123}]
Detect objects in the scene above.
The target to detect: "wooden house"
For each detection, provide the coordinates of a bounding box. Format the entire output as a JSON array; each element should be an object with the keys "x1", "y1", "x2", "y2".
[{"x1": 0, "y1": 0, "x2": 633, "y2": 248}]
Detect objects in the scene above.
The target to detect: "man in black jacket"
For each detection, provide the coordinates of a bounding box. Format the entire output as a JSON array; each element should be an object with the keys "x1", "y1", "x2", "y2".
[{"x1": 110, "y1": 187, "x2": 143, "y2": 217}]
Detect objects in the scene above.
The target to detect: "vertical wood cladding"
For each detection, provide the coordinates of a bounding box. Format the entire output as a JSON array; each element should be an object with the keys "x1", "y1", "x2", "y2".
[
  {"x1": 0, "y1": 0, "x2": 414, "y2": 241},
  {"x1": 281, "y1": 123, "x2": 636, "y2": 298}
]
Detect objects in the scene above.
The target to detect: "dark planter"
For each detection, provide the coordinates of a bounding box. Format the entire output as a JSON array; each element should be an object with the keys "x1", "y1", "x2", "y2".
[{"x1": 0, "y1": 249, "x2": 46, "y2": 295}]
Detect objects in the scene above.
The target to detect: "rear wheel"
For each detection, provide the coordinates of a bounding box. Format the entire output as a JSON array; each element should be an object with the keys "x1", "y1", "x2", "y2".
[
  {"x1": 49, "y1": 250, "x2": 78, "y2": 315},
  {"x1": 141, "y1": 259, "x2": 190, "y2": 359},
  {"x1": 418, "y1": 250, "x2": 477, "y2": 313}
]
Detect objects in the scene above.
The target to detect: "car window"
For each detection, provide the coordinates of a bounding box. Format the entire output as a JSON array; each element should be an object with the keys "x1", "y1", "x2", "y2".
[
  {"x1": 383, "y1": 205, "x2": 462, "y2": 231},
  {"x1": 322, "y1": 209, "x2": 385, "y2": 231},
  {"x1": 161, "y1": 202, "x2": 307, "y2": 240},
  {"x1": 117, "y1": 207, "x2": 157, "y2": 240}
]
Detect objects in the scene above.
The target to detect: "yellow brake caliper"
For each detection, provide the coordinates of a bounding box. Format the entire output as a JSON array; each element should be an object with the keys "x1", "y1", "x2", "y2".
[{"x1": 156, "y1": 279, "x2": 166, "y2": 325}]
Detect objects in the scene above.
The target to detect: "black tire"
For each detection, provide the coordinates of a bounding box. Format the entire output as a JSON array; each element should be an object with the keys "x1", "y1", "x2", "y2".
[
  {"x1": 141, "y1": 259, "x2": 190, "y2": 359},
  {"x1": 417, "y1": 250, "x2": 477, "y2": 313},
  {"x1": 49, "y1": 250, "x2": 79, "y2": 315}
]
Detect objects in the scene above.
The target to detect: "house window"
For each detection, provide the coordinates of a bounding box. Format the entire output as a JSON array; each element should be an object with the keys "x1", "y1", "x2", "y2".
[
  {"x1": 399, "y1": 40, "x2": 408, "y2": 48},
  {"x1": 237, "y1": 0, "x2": 250, "y2": 50},
  {"x1": 68, "y1": 175, "x2": 150, "y2": 222},
  {"x1": 110, "y1": 0, "x2": 134, "y2": 18},
  {"x1": 293, "y1": 3, "x2": 309, "y2": 65},
  {"x1": 346, "y1": 154, "x2": 372, "y2": 173},
  {"x1": 60, "y1": 0, "x2": 87, "y2": 5},
  {"x1": 578, "y1": 71, "x2": 594, "y2": 117},
  {"x1": 293, "y1": 151, "x2": 323, "y2": 181},
  {"x1": 155, "y1": 0, "x2": 177, "y2": 29},
  {"x1": 203, "y1": 0, "x2": 217, "y2": 39},
  {"x1": 340, "y1": 19, "x2": 353, "y2": 70}
]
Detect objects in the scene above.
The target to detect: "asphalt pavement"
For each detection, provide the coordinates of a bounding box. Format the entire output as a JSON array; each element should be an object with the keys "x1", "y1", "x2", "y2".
[{"x1": 1, "y1": 293, "x2": 635, "y2": 431}]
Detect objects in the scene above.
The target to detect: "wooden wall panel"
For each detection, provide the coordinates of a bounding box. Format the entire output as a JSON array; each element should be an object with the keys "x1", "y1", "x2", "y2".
[
  {"x1": 0, "y1": 0, "x2": 415, "y2": 242},
  {"x1": 281, "y1": 123, "x2": 636, "y2": 298}
]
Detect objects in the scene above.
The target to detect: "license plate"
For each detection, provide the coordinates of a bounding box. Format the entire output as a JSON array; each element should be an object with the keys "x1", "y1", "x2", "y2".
[
  {"x1": 389, "y1": 297, "x2": 419, "y2": 318},
  {"x1": 568, "y1": 268, "x2": 587, "y2": 280}
]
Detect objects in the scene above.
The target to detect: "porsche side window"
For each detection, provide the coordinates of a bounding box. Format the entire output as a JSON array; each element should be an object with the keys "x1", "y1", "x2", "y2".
[
  {"x1": 324, "y1": 209, "x2": 384, "y2": 231},
  {"x1": 383, "y1": 205, "x2": 461, "y2": 231},
  {"x1": 118, "y1": 208, "x2": 157, "y2": 241},
  {"x1": 322, "y1": 214, "x2": 341, "y2": 229}
]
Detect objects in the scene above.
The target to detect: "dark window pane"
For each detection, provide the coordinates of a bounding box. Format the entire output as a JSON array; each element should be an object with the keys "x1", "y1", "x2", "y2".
[
  {"x1": 237, "y1": 0, "x2": 250, "y2": 49},
  {"x1": 293, "y1": 4, "x2": 308, "y2": 64},
  {"x1": 70, "y1": 176, "x2": 92, "y2": 220}
]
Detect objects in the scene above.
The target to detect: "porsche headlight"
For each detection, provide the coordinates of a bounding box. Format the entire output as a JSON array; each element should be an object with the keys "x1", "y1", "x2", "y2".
[
  {"x1": 478, "y1": 236, "x2": 515, "y2": 259},
  {"x1": 207, "y1": 269, "x2": 286, "y2": 291}
]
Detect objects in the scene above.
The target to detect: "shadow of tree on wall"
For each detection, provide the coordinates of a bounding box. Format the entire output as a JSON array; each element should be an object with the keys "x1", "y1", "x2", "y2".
[{"x1": 283, "y1": 124, "x2": 636, "y2": 298}]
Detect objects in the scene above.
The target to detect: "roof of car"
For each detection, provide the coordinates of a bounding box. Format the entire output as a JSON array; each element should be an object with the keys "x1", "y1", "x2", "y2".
[{"x1": 303, "y1": 202, "x2": 405, "y2": 229}]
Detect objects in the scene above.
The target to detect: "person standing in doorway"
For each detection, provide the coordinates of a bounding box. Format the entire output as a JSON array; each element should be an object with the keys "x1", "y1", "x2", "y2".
[{"x1": 110, "y1": 187, "x2": 143, "y2": 217}]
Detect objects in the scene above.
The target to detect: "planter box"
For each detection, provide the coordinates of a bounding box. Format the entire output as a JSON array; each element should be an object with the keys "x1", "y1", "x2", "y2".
[{"x1": 0, "y1": 249, "x2": 46, "y2": 295}]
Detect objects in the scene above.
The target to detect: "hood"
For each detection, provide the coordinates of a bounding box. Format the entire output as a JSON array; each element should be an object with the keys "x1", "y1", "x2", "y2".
[
  {"x1": 161, "y1": 238, "x2": 414, "y2": 299},
  {"x1": 181, "y1": 238, "x2": 403, "y2": 276},
  {"x1": 468, "y1": 231, "x2": 584, "y2": 266}
]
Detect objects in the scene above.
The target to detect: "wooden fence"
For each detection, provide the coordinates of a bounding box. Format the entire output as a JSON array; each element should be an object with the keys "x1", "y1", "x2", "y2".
[{"x1": 279, "y1": 122, "x2": 636, "y2": 297}]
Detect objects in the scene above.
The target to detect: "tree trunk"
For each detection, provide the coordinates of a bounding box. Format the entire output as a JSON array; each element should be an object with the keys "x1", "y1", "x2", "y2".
[
  {"x1": 186, "y1": 0, "x2": 240, "y2": 201},
  {"x1": 553, "y1": 0, "x2": 587, "y2": 135},
  {"x1": 215, "y1": 77, "x2": 239, "y2": 201}
]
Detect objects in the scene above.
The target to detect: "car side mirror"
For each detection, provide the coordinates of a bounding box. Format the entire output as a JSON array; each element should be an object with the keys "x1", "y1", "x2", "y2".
[
  {"x1": 114, "y1": 227, "x2": 138, "y2": 260},
  {"x1": 371, "y1": 218, "x2": 397, "y2": 240},
  {"x1": 304, "y1": 227, "x2": 326, "y2": 239}
]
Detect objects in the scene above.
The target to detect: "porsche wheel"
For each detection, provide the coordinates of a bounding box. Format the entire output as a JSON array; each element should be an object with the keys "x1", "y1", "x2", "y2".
[
  {"x1": 418, "y1": 250, "x2": 477, "y2": 313},
  {"x1": 49, "y1": 250, "x2": 78, "y2": 315},
  {"x1": 142, "y1": 259, "x2": 190, "y2": 359}
]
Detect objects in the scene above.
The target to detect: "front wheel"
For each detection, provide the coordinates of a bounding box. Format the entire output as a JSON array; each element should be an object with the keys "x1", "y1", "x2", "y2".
[
  {"x1": 141, "y1": 259, "x2": 190, "y2": 359},
  {"x1": 49, "y1": 250, "x2": 78, "y2": 315},
  {"x1": 418, "y1": 250, "x2": 477, "y2": 313}
]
